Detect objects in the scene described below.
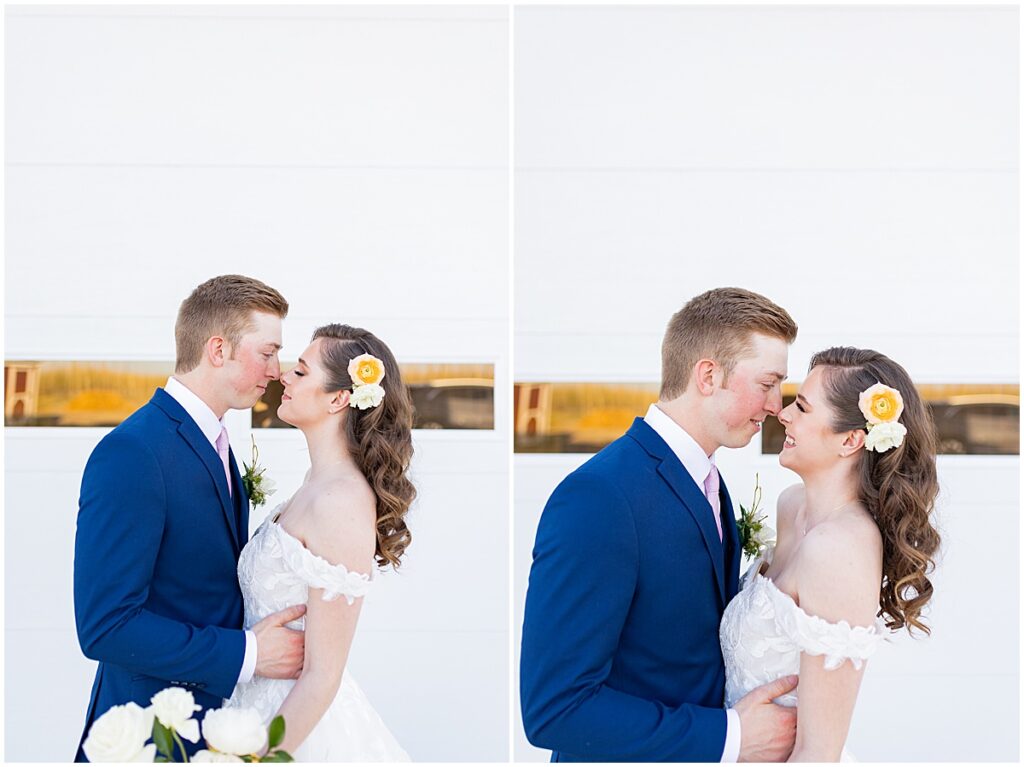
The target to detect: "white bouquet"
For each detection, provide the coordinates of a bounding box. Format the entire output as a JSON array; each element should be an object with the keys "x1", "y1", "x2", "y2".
[{"x1": 82, "y1": 687, "x2": 292, "y2": 763}]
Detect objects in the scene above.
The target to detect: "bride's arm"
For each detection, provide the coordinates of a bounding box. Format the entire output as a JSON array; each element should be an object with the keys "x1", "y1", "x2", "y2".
[
  {"x1": 787, "y1": 523, "x2": 882, "y2": 762},
  {"x1": 271, "y1": 495, "x2": 377, "y2": 755}
]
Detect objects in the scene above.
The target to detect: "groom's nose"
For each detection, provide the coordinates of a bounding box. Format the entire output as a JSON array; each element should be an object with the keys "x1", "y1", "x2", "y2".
[{"x1": 777, "y1": 402, "x2": 791, "y2": 424}]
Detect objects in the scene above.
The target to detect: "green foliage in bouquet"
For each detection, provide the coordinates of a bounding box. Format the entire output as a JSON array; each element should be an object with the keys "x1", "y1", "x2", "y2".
[
  {"x1": 240, "y1": 716, "x2": 293, "y2": 763},
  {"x1": 83, "y1": 685, "x2": 295, "y2": 763}
]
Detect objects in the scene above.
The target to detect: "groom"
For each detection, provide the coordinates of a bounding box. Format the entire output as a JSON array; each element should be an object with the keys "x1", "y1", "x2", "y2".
[
  {"x1": 521, "y1": 288, "x2": 801, "y2": 762},
  {"x1": 74, "y1": 275, "x2": 305, "y2": 761}
]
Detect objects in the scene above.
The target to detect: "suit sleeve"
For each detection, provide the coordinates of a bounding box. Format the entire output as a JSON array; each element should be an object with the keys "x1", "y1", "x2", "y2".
[
  {"x1": 74, "y1": 432, "x2": 245, "y2": 699},
  {"x1": 520, "y1": 469, "x2": 728, "y2": 761}
]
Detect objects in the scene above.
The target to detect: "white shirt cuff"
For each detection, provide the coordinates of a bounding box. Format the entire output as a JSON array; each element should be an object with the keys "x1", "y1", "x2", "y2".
[
  {"x1": 236, "y1": 630, "x2": 258, "y2": 685},
  {"x1": 721, "y1": 707, "x2": 742, "y2": 762}
]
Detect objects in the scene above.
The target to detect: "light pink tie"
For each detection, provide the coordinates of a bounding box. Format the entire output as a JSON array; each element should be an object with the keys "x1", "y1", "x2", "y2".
[
  {"x1": 215, "y1": 426, "x2": 232, "y2": 497},
  {"x1": 704, "y1": 464, "x2": 723, "y2": 541}
]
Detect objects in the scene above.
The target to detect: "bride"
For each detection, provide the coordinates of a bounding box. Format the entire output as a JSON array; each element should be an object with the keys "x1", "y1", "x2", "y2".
[
  {"x1": 720, "y1": 347, "x2": 941, "y2": 761},
  {"x1": 227, "y1": 323, "x2": 415, "y2": 760}
]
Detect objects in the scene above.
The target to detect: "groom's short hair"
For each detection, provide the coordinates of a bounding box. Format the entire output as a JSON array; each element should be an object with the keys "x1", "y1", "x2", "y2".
[
  {"x1": 660, "y1": 287, "x2": 797, "y2": 399},
  {"x1": 175, "y1": 275, "x2": 289, "y2": 373}
]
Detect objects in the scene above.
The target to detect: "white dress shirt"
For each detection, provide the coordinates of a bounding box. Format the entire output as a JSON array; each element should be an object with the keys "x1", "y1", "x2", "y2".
[
  {"x1": 165, "y1": 377, "x2": 258, "y2": 687},
  {"x1": 643, "y1": 403, "x2": 741, "y2": 763}
]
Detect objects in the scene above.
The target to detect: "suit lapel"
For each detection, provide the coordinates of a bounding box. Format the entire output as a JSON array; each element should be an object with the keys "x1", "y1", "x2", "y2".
[
  {"x1": 151, "y1": 389, "x2": 241, "y2": 554},
  {"x1": 176, "y1": 420, "x2": 241, "y2": 553},
  {"x1": 719, "y1": 476, "x2": 741, "y2": 601},
  {"x1": 628, "y1": 419, "x2": 727, "y2": 607},
  {"x1": 229, "y1": 448, "x2": 250, "y2": 544}
]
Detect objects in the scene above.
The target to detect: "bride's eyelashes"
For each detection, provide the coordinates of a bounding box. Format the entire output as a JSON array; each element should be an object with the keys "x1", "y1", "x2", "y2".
[{"x1": 795, "y1": 401, "x2": 806, "y2": 413}]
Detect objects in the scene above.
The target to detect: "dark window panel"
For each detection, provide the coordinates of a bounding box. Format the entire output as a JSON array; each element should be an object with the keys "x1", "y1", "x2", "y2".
[
  {"x1": 514, "y1": 382, "x2": 1019, "y2": 456},
  {"x1": 4, "y1": 361, "x2": 496, "y2": 432},
  {"x1": 254, "y1": 363, "x2": 495, "y2": 431}
]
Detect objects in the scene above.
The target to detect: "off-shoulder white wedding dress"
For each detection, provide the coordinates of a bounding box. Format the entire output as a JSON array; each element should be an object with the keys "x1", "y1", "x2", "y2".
[
  {"x1": 720, "y1": 547, "x2": 888, "y2": 762},
  {"x1": 226, "y1": 505, "x2": 410, "y2": 761}
]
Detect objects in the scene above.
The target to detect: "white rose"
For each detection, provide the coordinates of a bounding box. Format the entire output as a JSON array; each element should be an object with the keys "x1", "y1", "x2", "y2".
[
  {"x1": 866, "y1": 421, "x2": 907, "y2": 453},
  {"x1": 201, "y1": 707, "x2": 267, "y2": 756},
  {"x1": 349, "y1": 383, "x2": 385, "y2": 410},
  {"x1": 753, "y1": 524, "x2": 776, "y2": 548},
  {"x1": 261, "y1": 476, "x2": 277, "y2": 497},
  {"x1": 192, "y1": 750, "x2": 244, "y2": 762},
  {"x1": 82, "y1": 702, "x2": 156, "y2": 763},
  {"x1": 150, "y1": 687, "x2": 201, "y2": 743}
]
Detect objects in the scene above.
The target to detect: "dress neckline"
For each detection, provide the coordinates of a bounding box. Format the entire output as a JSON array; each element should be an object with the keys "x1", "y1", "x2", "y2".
[
  {"x1": 749, "y1": 550, "x2": 887, "y2": 635},
  {"x1": 265, "y1": 515, "x2": 374, "y2": 583}
]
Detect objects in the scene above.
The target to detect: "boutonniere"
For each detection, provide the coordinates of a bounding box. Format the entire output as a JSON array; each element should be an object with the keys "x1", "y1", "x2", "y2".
[
  {"x1": 241, "y1": 436, "x2": 276, "y2": 508},
  {"x1": 736, "y1": 473, "x2": 775, "y2": 560}
]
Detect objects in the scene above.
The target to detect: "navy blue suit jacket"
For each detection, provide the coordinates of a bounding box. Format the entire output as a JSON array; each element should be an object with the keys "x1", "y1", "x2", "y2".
[
  {"x1": 73, "y1": 388, "x2": 250, "y2": 760},
  {"x1": 520, "y1": 418, "x2": 741, "y2": 762}
]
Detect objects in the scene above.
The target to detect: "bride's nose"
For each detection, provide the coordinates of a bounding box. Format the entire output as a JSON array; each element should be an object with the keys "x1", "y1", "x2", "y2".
[{"x1": 777, "y1": 404, "x2": 792, "y2": 425}]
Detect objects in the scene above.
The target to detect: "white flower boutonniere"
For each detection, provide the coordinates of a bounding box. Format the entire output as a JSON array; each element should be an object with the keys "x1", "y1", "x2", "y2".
[
  {"x1": 735, "y1": 473, "x2": 776, "y2": 561},
  {"x1": 241, "y1": 436, "x2": 276, "y2": 509}
]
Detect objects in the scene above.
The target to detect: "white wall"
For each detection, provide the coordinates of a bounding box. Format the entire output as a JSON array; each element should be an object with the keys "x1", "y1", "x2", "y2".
[
  {"x1": 514, "y1": 6, "x2": 1018, "y2": 762},
  {"x1": 5, "y1": 5, "x2": 509, "y2": 761}
]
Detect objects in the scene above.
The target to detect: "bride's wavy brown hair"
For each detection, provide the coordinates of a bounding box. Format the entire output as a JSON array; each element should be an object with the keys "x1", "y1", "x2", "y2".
[
  {"x1": 810, "y1": 347, "x2": 941, "y2": 635},
  {"x1": 313, "y1": 324, "x2": 415, "y2": 569}
]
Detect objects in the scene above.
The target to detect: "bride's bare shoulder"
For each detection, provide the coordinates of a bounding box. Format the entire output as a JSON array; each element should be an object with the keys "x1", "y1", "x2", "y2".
[
  {"x1": 795, "y1": 512, "x2": 882, "y2": 625},
  {"x1": 296, "y1": 476, "x2": 377, "y2": 570}
]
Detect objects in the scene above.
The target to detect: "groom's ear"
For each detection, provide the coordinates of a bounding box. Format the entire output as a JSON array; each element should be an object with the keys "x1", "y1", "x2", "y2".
[
  {"x1": 694, "y1": 359, "x2": 717, "y2": 396},
  {"x1": 206, "y1": 336, "x2": 228, "y2": 367},
  {"x1": 840, "y1": 429, "x2": 866, "y2": 457},
  {"x1": 328, "y1": 389, "x2": 350, "y2": 414}
]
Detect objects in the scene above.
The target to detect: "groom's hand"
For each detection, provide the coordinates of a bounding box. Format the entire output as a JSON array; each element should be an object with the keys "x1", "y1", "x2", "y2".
[
  {"x1": 253, "y1": 604, "x2": 307, "y2": 679},
  {"x1": 734, "y1": 674, "x2": 799, "y2": 762}
]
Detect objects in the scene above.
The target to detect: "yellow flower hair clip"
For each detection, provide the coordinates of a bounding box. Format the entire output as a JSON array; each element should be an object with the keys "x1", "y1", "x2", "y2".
[
  {"x1": 347, "y1": 354, "x2": 386, "y2": 410},
  {"x1": 858, "y1": 383, "x2": 906, "y2": 452}
]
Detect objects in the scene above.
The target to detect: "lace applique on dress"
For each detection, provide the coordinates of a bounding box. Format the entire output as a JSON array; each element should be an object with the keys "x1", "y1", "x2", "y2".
[
  {"x1": 719, "y1": 546, "x2": 887, "y2": 709},
  {"x1": 271, "y1": 522, "x2": 373, "y2": 605},
  {"x1": 761, "y1": 576, "x2": 886, "y2": 671}
]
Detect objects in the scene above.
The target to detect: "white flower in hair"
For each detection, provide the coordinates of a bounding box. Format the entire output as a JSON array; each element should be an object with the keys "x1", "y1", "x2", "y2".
[
  {"x1": 350, "y1": 383, "x2": 385, "y2": 410},
  {"x1": 865, "y1": 421, "x2": 907, "y2": 453}
]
